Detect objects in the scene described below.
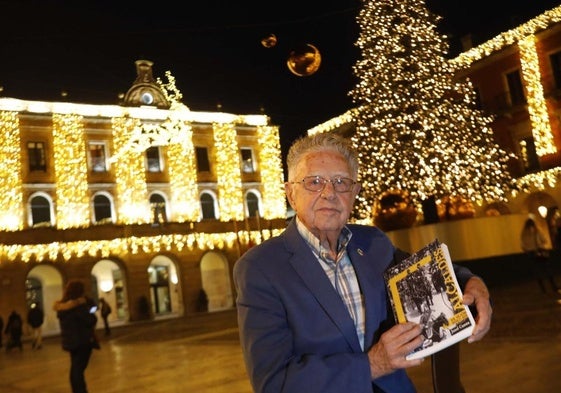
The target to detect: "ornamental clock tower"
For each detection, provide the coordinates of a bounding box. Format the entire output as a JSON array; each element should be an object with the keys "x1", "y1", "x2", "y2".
[{"x1": 122, "y1": 59, "x2": 170, "y2": 109}]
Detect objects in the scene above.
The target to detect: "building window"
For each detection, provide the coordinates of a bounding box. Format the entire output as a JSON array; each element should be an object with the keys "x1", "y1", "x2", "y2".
[
  {"x1": 241, "y1": 148, "x2": 255, "y2": 173},
  {"x1": 28, "y1": 141, "x2": 47, "y2": 171},
  {"x1": 88, "y1": 142, "x2": 108, "y2": 172},
  {"x1": 149, "y1": 193, "x2": 167, "y2": 224},
  {"x1": 195, "y1": 147, "x2": 211, "y2": 172},
  {"x1": 246, "y1": 191, "x2": 260, "y2": 217},
  {"x1": 30, "y1": 195, "x2": 52, "y2": 227},
  {"x1": 200, "y1": 192, "x2": 216, "y2": 219},
  {"x1": 146, "y1": 146, "x2": 162, "y2": 172},
  {"x1": 505, "y1": 69, "x2": 525, "y2": 106},
  {"x1": 93, "y1": 193, "x2": 113, "y2": 223},
  {"x1": 549, "y1": 50, "x2": 561, "y2": 89},
  {"x1": 519, "y1": 137, "x2": 540, "y2": 173}
]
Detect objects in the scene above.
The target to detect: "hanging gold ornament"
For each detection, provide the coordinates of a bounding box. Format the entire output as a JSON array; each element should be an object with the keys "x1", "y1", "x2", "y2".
[
  {"x1": 286, "y1": 43, "x2": 321, "y2": 77},
  {"x1": 261, "y1": 34, "x2": 277, "y2": 48}
]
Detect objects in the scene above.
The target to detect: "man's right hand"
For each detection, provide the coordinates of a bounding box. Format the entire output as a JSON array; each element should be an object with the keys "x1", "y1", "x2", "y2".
[{"x1": 367, "y1": 322, "x2": 425, "y2": 379}]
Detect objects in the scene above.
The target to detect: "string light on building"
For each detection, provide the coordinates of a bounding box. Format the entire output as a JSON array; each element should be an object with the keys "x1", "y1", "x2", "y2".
[
  {"x1": 0, "y1": 111, "x2": 24, "y2": 231},
  {"x1": 0, "y1": 229, "x2": 285, "y2": 263},
  {"x1": 52, "y1": 113, "x2": 91, "y2": 229},
  {"x1": 349, "y1": 0, "x2": 515, "y2": 221},
  {"x1": 518, "y1": 35, "x2": 556, "y2": 156},
  {"x1": 0, "y1": 63, "x2": 288, "y2": 264}
]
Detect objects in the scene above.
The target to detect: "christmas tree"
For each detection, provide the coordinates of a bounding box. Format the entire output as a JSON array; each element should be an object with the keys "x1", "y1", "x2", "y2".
[{"x1": 349, "y1": 0, "x2": 516, "y2": 222}]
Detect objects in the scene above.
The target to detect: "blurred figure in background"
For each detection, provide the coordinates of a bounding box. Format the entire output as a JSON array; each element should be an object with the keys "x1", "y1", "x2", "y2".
[
  {"x1": 4, "y1": 310, "x2": 24, "y2": 352},
  {"x1": 546, "y1": 206, "x2": 560, "y2": 252},
  {"x1": 98, "y1": 298, "x2": 112, "y2": 336},
  {"x1": 27, "y1": 303, "x2": 45, "y2": 350},
  {"x1": 521, "y1": 217, "x2": 559, "y2": 295},
  {"x1": 54, "y1": 279, "x2": 99, "y2": 393}
]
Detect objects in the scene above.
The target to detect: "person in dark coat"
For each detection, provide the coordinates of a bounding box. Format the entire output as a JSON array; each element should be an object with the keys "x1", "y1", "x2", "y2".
[
  {"x1": 54, "y1": 279, "x2": 99, "y2": 393},
  {"x1": 98, "y1": 298, "x2": 112, "y2": 336},
  {"x1": 4, "y1": 310, "x2": 24, "y2": 352},
  {"x1": 27, "y1": 303, "x2": 45, "y2": 350}
]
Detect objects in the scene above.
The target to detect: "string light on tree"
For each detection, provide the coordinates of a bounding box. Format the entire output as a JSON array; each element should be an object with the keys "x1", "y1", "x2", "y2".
[{"x1": 349, "y1": 0, "x2": 516, "y2": 222}]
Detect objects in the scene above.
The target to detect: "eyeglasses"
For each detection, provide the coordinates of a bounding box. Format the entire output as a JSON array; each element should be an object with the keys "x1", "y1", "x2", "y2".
[{"x1": 291, "y1": 176, "x2": 358, "y2": 193}]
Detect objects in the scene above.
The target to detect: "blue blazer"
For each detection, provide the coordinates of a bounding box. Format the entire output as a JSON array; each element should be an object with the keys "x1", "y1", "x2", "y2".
[{"x1": 235, "y1": 220, "x2": 470, "y2": 393}]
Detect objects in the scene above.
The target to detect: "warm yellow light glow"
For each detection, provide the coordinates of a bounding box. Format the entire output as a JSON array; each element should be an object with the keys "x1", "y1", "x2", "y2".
[
  {"x1": 348, "y1": 0, "x2": 514, "y2": 219},
  {"x1": 0, "y1": 69, "x2": 285, "y2": 264},
  {"x1": 52, "y1": 113, "x2": 91, "y2": 228},
  {"x1": 0, "y1": 111, "x2": 24, "y2": 231},
  {"x1": 0, "y1": 97, "x2": 269, "y2": 126},
  {"x1": 167, "y1": 128, "x2": 200, "y2": 222},
  {"x1": 257, "y1": 125, "x2": 287, "y2": 219},
  {"x1": 0, "y1": 229, "x2": 285, "y2": 263},
  {"x1": 452, "y1": 6, "x2": 561, "y2": 67},
  {"x1": 514, "y1": 167, "x2": 561, "y2": 191},
  {"x1": 308, "y1": 109, "x2": 358, "y2": 135},
  {"x1": 0, "y1": 96, "x2": 283, "y2": 232},
  {"x1": 518, "y1": 35, "x2": 556, "y2": 156},
  {"x1": 213, "y1": 122, "x2": 244, "y2": 221},
  {"x1": 112, "y1": 117, "x2": 151, "y2": 224}
]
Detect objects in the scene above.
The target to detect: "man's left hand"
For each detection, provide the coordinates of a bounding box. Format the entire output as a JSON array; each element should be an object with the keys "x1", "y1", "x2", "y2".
[{"x1": 462, "y1": 276, "x2": 492, "y2": 343}]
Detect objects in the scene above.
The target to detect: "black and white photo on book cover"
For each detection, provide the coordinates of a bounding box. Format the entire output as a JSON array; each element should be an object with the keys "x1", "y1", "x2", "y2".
[{"x1": 384, "y1": 239, "x2": 475, "y2": 360}]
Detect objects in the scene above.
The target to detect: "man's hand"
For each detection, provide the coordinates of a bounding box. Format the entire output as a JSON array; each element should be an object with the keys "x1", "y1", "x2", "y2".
[
  {"x1": 462, "y1": 276, "x2": 492, "y2": 343},
  {"x1": 367, "y1": 322, "x2": 425, "y2": 379}
]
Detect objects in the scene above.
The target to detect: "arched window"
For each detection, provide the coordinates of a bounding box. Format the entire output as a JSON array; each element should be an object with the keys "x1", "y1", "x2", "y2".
[
  {"x1": 93, "y1": 193, "x2": 114, "y2": 223},
  {"x1": 146, "y1": 146, "x2": 163, "y2": 172},
  {"x1": 150, "y1": 193, "x2": 167, "y2": 224},
  {"x1": 246, "y1": 191, "x2": 260, "y2": 217},
  {"x1": 200, "y1": 193, "x2": 217, "y2": 219},
  {"x1": 30, "y1": 194, "x2": 52, "y2": 227}
]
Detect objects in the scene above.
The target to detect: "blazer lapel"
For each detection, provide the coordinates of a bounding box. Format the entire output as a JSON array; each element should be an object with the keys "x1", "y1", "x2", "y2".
[
  {"x1": 283, "y1": 222, "x2": 362, "y2": 352},
  {"x1": 347, "y1": 237, "x2": 391, "y2": 350}
]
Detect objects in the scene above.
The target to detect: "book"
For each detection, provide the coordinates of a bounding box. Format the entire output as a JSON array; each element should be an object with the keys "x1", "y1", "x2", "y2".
[{"x1": 384, "y1": 239, "x2": 475, "y2": 360}]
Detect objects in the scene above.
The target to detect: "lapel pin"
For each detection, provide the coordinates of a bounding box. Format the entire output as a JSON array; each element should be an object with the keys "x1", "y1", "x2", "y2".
[{"x1": 357, "y1": 248, "x2": 364, "y2": 256}]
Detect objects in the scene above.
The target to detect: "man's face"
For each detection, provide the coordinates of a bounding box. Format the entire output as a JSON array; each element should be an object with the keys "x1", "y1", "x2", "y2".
[{"x1": 285, "y1": 150, "x2": 360, "y2": 238}]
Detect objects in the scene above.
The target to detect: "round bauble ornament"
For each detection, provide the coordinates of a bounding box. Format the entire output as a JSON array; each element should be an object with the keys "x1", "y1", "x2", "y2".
[
  {"x1": 286, "y1": 43, "x2": 321, "y2": 76},
  {"x1": 261, "y1": 34, "x2": 277, "y2": 48}
]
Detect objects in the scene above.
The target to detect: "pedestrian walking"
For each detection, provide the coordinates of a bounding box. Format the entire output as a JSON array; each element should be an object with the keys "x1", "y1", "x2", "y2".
[
  {"x1": 27, "y1": 303, "x2": 45, "y2": 350},
  {"x1": 521, "y1": 217, "x2": 559, "y2": 294},
  {"x1": 4, "y1": 310, "x2": 24, "y2": 352},
  {"x1": 54, "y1": 279, "x2": 99, "y2": 393},
  {"x1": 99, "y1": 298, "x2": 112, "y2": 336}
]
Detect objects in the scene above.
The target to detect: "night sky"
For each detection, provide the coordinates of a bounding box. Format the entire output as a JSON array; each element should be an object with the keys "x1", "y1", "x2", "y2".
[{"x1": 0, "y1": 0, "x2": 559, "y2": 159}]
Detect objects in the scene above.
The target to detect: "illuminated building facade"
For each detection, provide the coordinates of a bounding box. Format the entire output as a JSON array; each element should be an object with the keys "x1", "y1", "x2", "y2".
[
  {"x1": 453, "y1": 6, "x2": 561, "y2": 190},
  {"x1": 0, "y1": 60, "x2": 287, "y2": 335}
]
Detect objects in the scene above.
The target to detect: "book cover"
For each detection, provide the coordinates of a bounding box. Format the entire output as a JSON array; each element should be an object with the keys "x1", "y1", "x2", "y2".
[{"x1": 384, "y1": 239, "x2": 475, "y2": 360}]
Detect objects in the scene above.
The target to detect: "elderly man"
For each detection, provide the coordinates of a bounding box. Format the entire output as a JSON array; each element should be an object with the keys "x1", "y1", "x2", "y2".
[{"x1": 234, "y1": 132, "x2": 492, "y2": 393}]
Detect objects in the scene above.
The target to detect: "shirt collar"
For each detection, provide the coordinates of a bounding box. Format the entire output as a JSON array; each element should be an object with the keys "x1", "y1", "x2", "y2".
[{"x1": 295, "y1": 217, "x2": 352, "y2": 262}]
